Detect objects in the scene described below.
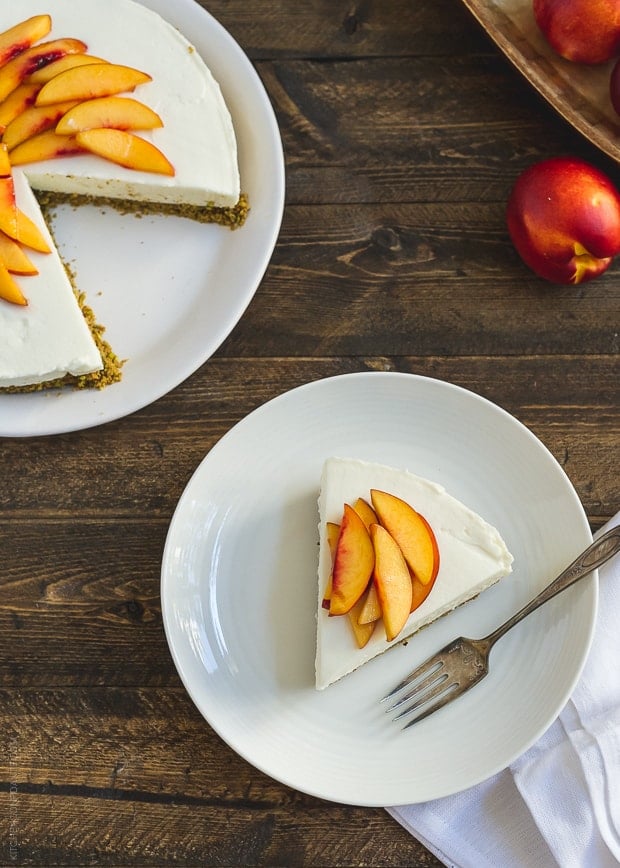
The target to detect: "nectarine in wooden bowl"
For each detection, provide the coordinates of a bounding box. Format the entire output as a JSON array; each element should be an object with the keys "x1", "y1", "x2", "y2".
[{"x1": 461, "y1": 0, "x2": 620, "y2": 164}]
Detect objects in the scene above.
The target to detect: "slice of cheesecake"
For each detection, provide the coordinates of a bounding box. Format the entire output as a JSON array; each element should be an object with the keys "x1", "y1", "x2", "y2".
[{"x1": 315, "y1": 457, "x2": 514, "y2": 690}]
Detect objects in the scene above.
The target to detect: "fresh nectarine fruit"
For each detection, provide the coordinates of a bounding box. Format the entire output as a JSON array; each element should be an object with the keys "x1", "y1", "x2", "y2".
[
  {"x1": 534, "y1": 0, "x2": 620, "y2": 64},
  {"x1": 506, "y1": 157, "x2": 620, "y2": 284}
]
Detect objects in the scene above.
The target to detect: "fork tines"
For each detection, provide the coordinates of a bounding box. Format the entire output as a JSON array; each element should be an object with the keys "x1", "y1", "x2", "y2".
[{"x1": 382, "y1": 638, "x2": 464, "y2": 729}]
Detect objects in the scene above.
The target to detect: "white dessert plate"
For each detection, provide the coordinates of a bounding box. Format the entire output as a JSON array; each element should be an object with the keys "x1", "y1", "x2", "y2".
[
  {"x1": 161, "y1": 372, "x2": 597, "y2": 806},
  {"x1": 0, "y1": 0, "x2": 284, "y2": 438}
]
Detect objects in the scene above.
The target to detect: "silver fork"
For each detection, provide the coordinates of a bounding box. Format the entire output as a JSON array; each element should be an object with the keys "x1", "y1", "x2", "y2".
[{"x1": 383, "y1": 524, "x2": 620, "y2": 729}]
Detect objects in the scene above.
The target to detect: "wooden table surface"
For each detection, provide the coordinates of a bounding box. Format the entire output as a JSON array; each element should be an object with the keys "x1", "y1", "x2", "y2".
[{"x1": 2, "y1": 1, "x2": 619, "y2": 865}]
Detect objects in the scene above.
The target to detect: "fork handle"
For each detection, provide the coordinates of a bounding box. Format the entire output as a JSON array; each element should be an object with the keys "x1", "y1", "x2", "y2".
[{"x1": 483, "y1": 524, "x2": 620, "y2": 650}]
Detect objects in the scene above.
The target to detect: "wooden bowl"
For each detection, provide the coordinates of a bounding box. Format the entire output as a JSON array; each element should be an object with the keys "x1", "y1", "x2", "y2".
[{"x1": 461, "y1": 0, "x2": 620, "y2": 164}]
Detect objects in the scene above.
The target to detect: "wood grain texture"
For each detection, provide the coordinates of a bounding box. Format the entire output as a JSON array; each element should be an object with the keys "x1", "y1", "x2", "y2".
[{"x1": 1, "y1": 0, "x2": 619, "y2": 865}]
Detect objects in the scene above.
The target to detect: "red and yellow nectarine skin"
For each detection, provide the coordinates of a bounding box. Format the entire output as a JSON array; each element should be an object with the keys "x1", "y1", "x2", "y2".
[
  {"x1": 370, "y1": 523, "x2": 413, "y2": 642},
  {"x1": 0, "y1": 15, "x2": 51, "y2": 68},
  {"x1": 506, "y1": 157, "x2": 620, "y2": 284},
  {"x1": 329, "y1": 504, "x2": 375, "y2": 616},
  {"x1": 0, "y1": 83, "x2": 40, "y2": 133},
  {"x1": 534, "y1": 0, "x2": 620, "y2": 64},
  {"x1": 370, "y1": 489, "x2": 440, "y2": 586},
  {"x1": 0, "y1": 38, "x2": 87, "y2": 103}
]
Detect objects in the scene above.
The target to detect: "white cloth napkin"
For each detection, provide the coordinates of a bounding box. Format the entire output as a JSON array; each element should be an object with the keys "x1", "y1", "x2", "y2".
[{"x1": 388, "y1": 512, "x2": 620, "y2": 868}]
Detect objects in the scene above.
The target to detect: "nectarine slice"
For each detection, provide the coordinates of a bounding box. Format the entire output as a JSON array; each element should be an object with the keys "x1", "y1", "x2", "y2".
[
  {"x1": 371, "y1": 489, "x2": 440, "y2": 585},
  {"x1": 352, "y1": 497, "x2": 378, "y2": 530},
  {"x1": 348, "y1": 594, "x2": 376, "y2": 649},
  {"x1": 0, "y1": 15, "x2": 52, "y2": 69},
  {"x1": 0, "y1": 83, "x2": 40, "y2": 132},
  {"x1": 28, "y1": 54, "x2": 108, "y2": 85},
  {"x1": 9, "y1": 130, "x2": 84, "y2": 166},
  {"x1": 0, "y1": 174, "x2": 19, "y2": 239},
  {"x1": 0, "y1": 38, "x2": 87, "y2": 103},
  {"x1": 0, "y1": 142, "x2": 11, "y2": 176},
  {"x1": 2, "y1": 101, "x2": 79, "y2": 151},
  {"x1": 357, "y1": 582, "x2": 382, "y2": 625},
  {"x1": 0, "y1": 260, "x2": 27, "y2": 306},
  {"x1": 321, "y1": 520, "x2": 340, "y2": 608},
  {"x1": 329, "y1": 504, "x2": 375, "y2": 616},
  {"x1": 370, "y1": 523, "x2": 413, "y2": 642},
  {"x1": 56, "y1": 96, "x2": 163, "y2": 135},
  {"x1": 12, "y1": 209, "x2": 51, "y2": 254},
  {"x1": 36, "y1": 63, "x2": 152, "y2": 106},
  {"x1": 75, "y1": 129, "x2": 175, "y2": 176},
  {"x1": 410, "y1": 572, "x2": 436, "y2": 614},
  {"x1": 0, "y1": 231, "x2": 38, "y2": 275}
]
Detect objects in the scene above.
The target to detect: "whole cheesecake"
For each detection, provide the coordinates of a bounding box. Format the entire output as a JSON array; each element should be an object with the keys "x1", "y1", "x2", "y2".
[
  {"x1": 316, "y1": 458, "x2": 514, "y2": 690},
  {"x1": 0, "y1": 0, "x2": 243, "y2": 389}
]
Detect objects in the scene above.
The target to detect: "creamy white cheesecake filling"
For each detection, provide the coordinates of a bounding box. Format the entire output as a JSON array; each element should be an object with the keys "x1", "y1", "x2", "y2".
[
  {"x1": 0, "y1": 170, "x2": 102, "y2": 387},
  {"x1": 315, "y1": 458, "x2": 514, "y2": 690},
  {"x1": 4, "y1": 0, "x2": 240, "y2": 208}
]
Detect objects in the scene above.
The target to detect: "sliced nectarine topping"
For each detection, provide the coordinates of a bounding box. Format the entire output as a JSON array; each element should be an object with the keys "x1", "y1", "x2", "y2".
[
  {"x1": 75, "y1": 128, "x2": 175, "y2": 176},
  {"x1": 357, "y1": 582, "x2": 381, "y2": 625},
  {"x1": 0, "y1": 231, "x2": 38, "y2": 275},
  {"x1": 0, "y1": 12, "x2": 178, "y2": 304},
  {"x1": 35, "y1": 63, "x2": 151, "y2": 106},
  {"x1": 12, "y1": 209, "x2": 51, "y2": 255},
  {"x1": 0, "y1": 38, "x2": 87, "y2": 103},
  {"x1": 370, "y1": 523, "x2": 413, "y2": 642},
  {"x1": 28, "y1": 54, "x2": 108, "y2": 84},
  {"x1": 2, "y1": 100, "x2": 79, "y2": 151},
  {"x1": 0, "y1": 15, "x2": 52, "y2": 69},
  {"x1": 330, "y1": 504, "x2": 375, "y2": 616},
  {"x1": 347, "y1": 594, "x2": 376, "y2": 649},
  {"x1": 352, "y1": 496, "x2": 378, "y2": 530},
  {"x1": 0, "y1": 82, "x2": 40, "y2": 132},
  {"x1": 56, "y1": 96, "x2": 163, "y2": 135},
  {"x1": 371, "y1": 489, "x2": 439, "y2": 585},
  {"x1": 323, "y1": 487, "x2": 441, "y2": 646},
  {"x1": 0, "y1": 260, "x2": 27, "y2": 305},
  {"x1": 9, "y1": 130, "x2": 84, "y2": 166}
]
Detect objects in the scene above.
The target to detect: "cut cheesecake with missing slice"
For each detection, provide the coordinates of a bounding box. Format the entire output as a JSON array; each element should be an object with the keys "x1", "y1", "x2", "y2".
[{"x1": 315, "y1": 457, "x2": 514, "y2": 690}]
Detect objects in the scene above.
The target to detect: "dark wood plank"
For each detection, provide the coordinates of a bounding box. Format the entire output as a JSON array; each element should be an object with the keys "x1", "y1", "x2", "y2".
[
  {"x1": 198, "y1": 0, "x2": 488, "y2": 60},
  {"x1": 1, "y1": 357, "x2": 617, "y2": 522},
  {"x1": 257, "y1": 52, "x2": 620, "y2": 205},
  {"x1": 216, "y1": 202, "x2": 620, "y2": 357}
]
